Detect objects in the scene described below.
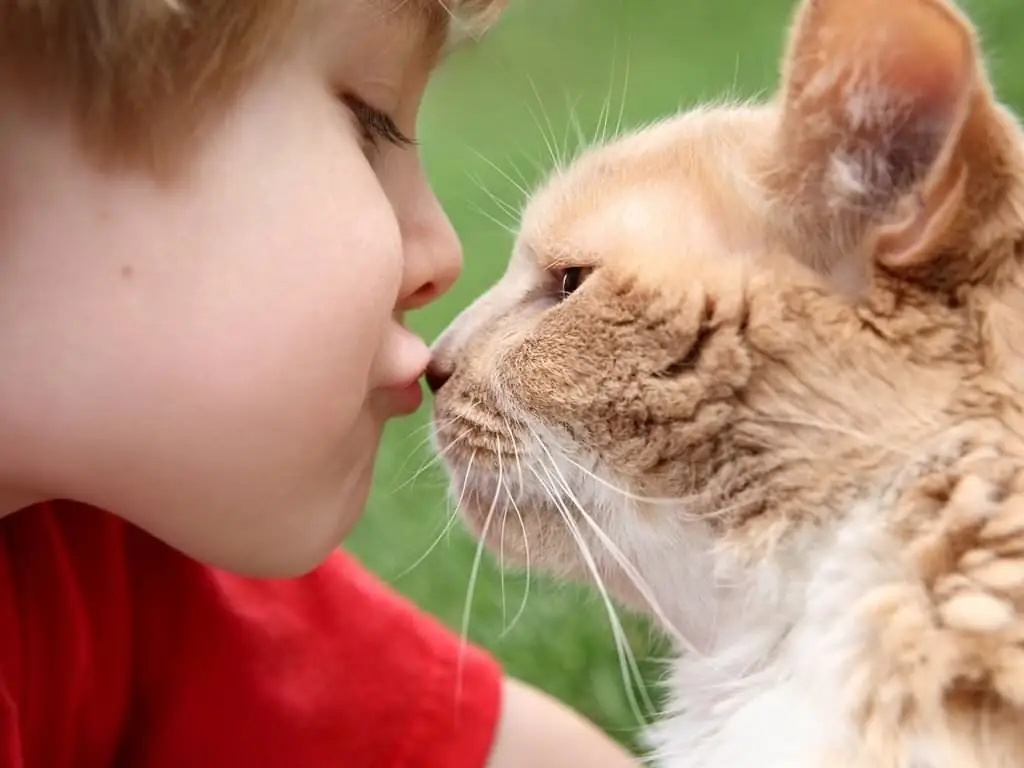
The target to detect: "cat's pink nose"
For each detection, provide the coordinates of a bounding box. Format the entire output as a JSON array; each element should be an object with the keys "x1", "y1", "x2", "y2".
[{"x1": 425, "y1": 360, "x2": 454, "y2": 394}]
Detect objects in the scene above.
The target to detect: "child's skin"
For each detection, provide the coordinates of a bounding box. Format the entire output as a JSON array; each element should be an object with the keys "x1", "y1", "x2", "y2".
[
  {"x1": 0, "y1": 1, "x2": 443, "y2": 575},
  {"x1": 0, "y1": 0, "x2": 639, "y2": 764}
]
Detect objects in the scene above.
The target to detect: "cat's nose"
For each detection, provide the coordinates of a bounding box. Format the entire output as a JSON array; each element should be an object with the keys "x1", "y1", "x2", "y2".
[{"x1": 425, "y1": 359, "x2": 454, "y2": 394}]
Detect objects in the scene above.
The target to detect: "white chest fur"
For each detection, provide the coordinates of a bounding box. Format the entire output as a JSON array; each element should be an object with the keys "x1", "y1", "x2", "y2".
[{"x1": 632, "y1": 503, "x2": 922, "y2": 768}]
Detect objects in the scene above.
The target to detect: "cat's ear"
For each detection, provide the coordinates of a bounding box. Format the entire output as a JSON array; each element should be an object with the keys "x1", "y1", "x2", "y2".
[{"x1": 770, "y1": 0, "x2": 982, "y2": 285}]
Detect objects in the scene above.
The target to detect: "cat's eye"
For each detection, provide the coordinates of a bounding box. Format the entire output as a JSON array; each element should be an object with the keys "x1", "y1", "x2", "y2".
[{"x1": 559, "y1": 267, "x2": 592, "y2": 298}]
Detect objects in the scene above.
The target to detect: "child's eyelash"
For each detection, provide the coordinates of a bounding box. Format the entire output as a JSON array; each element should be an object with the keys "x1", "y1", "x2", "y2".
[{"x1": 340, "y1": 93, "x2": 415, "y2": 148}]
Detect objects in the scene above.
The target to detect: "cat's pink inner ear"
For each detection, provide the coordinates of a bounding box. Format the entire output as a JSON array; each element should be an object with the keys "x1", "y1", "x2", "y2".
[{"x1": 778, "y1": 0, "x2": 977, "y2": 263}]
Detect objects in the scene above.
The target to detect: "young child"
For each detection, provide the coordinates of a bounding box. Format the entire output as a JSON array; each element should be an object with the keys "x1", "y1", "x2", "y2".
[{"x1": 0, "y1": 1, "x2": 640, "y2": 764}]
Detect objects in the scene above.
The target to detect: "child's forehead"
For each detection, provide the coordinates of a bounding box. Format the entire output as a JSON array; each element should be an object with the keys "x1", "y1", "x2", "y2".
[
  {"x1": 374, "y1": 0, "x2": 449, "y2": 27},
  {"x1": 317, "y1": 0, "x2": 501, "y2": 57},
  {"x1": 322, "y1": 0, "x2": 448, "y2": 38},
  {"x1": 307, "y1": 0, "x2": 451, "y2": 66}
]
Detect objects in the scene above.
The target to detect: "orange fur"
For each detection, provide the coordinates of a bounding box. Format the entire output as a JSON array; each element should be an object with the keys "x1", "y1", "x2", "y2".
[{"x1": 430, "y1": 0, "x2": 1024, "y2": 764}]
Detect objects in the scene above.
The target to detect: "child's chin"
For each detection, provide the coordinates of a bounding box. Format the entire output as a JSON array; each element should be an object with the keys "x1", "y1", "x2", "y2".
[
  {"x1": 222, "y1": 534, "x2": 347, "y2": 579},
  {"x1": 220, "y1": 493, "x2": 370, "y2": 579}
]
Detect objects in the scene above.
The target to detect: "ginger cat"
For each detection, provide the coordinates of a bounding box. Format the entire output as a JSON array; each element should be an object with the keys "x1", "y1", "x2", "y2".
[{"x1": 428, "y1": 0, "x2": 1024, "y2": 764}]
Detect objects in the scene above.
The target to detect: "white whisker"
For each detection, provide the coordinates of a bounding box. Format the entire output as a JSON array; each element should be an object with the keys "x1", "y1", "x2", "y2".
[
  {"x1": 525, "y1": 74, "x2": 564, "y2": 170},
  {"x1": 596, "y1": 36, "x2": 620, "y2": 146},
  {"x1": 498, "y1": 413, "x2": 531, "y2": 637},
  {"x1": 390, "y1": 451, "x2": 477, "y2": 581},
  {"x1": 614, "y1": 40, "x2": 632, "y2": 139},
  {"x1": 529, "y1": 461, "x2": 656, "y2": 726},
  {"x1": 456, "y1": 443, "x2": 504, "y2": 702},
  {"x1": 750, "y1": 413, "x2": 914, "y2": 457},
  {"x1": 497, "y1": 448, "x2": 509, "y2": 627},
  {"x1": 564, "y1": 92, "x2": 590, "y2": 159},
  {"x1": 467, "y1": 200, "x2": 518, "y2": 236},
  {"x1": 526, "y1": 424, "x2": 699, "y2": 656},
  {"x1": 467, "y1": 169, "x2": 521, "y2": 221},
  {"x1": 558, "y1": 452, "x2": 682, "y2": 505},
  {"x1": 390, "y1": 423, "x2": 468, "y2": 494},
  {"x1": 555, "y1": 445, "x2": 750, "y2": 525},
  {"x1": 471, "y1": 148, "x2": 531, "y2": 201}
]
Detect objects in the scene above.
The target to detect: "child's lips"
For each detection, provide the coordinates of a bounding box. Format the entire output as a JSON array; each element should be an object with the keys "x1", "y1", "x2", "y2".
[
  {"x1": 382, "y1": 377, "x2": 424, "y2": 416},
  {"x1": 375, "y1": 322, "x2": 430, "y2": 417}
]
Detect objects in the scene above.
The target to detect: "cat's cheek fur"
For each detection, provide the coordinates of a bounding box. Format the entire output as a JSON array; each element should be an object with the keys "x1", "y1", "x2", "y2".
[{"x1": 506, "y1": 271, "x2": 755, "y2": 491}]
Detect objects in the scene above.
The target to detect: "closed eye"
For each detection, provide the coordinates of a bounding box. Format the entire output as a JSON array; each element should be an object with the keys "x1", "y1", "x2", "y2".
[{"x1": 340, "y1": 92, "x2": 415, "y2": 149}]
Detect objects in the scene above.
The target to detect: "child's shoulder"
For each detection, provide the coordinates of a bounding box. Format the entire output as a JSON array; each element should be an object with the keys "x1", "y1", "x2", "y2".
[{"x1": 0, "y1": 502, "x2": 502, "y2": 767}]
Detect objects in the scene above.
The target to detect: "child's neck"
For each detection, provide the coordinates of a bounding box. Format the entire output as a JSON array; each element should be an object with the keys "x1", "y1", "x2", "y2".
[{"x1": 0, "y1": 489, "x2": 45, "y2": 520}]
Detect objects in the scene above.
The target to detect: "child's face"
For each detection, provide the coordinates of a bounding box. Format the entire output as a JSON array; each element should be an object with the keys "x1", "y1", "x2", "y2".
[{"x1": 0, "y1": 2, "x2": 461, "y2": 575}]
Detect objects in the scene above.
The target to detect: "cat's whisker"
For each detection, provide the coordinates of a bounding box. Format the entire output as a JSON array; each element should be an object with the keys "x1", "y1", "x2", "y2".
[
  {"x1": 613, "y1": 40, "x2": 631, "y2": 140},
  {"x1": 525, "y1": 452, "x2": 656, "y2": 713},
  {"x1": 764, "y1": 372, "x2": 941, "y2": 455},
  {"x1": 565, "y1": 491, "x2": 696, "y2": 655},
  {"x1": 465, "y1": 173, "x2": 520, "y2": 235},
  {"x1": 471, "y1": 148, "x2": 531, "y2": 202},
  {"x1": 685, "y1": 496, "x2": 757, "y2": 524},
  {"x1": 560, "y1": 93, "x2": 579, "y2": 160},
  {"x1": 558, "y1": 452, "x2": 681, "y2": 506},
  {"x1": 549, "y1": 435, "x2": 751, "y2": 526},
  {"x1": 499, "y1": 413, "x2": 531, "y2": 637},
  {"x1": 499, "y1": 147, "x2": 534, "y2": 191},
  {"x1": 528, "y1": 426, "x2": 714, "y2": 516},
  {"x1": 456, "y1": 444, "x2": 504, "y2": 703},
  {"x1": 525, "y1": 73, "x2": 564, "y2": 171},
  {"x1": 526, "y1": 151, "x2": 549, "y2": 178},
  {"x1": 468, "y1": 200, "x2": 518, "y2": 236},
  {"x1": 497, "y1": 449, "x2": 509, "y2": 626},
  {"x1": 556, "y1": 430, "x2": 801, "y2": 528},
  {"x1": 498, "y1": 482, "x2": 531, "y2": 637},
  {"x1": 390, "y1": 450, "x2": 477, "y2": 582},
  {"x1": 750, "y1": 411, "x2": 915, "y2": 457},
  {"x1": 386, "y1": 417, "x2": 454, "y2": 491},
  {"x1": 594, "y1": 36, "x2": 617, "y2": 147},
  {"x1": 502, "y1": 417, "x2": 526, "y2": 498},
  {"x1": 526, "y1": 425, "x2": 698, "y2": 657},
  {"x1": 404, "y1": 416, "x2": 445, "y2": 441},
  {"x1": 466, "y1": 169, "x2": 521, "y2": 222},
  {"x1": 563, "y1": 91, "x2": 589, "y2": 160},
  {"x1": 554, "y1": 500, "x2": 665, "y2": 716},
  {"x1": 390, "y1": 423, "x2": 468, "y2": 494},
  {"x1": 529, "y1": 461, "x2": 656, "y2": 727}
]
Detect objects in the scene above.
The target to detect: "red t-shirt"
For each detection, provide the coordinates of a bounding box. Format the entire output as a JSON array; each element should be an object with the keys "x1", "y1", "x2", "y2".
[{"x1": 0, "y1": 500, "x2": 502, "y2": 766}]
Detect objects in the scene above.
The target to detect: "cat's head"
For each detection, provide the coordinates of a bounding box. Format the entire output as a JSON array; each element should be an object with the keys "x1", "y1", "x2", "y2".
[{"x1": 428, "y1": 0, "x2": 1024, "y2": 606}]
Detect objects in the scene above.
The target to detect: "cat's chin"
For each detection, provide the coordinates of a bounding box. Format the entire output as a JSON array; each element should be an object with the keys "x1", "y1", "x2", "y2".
[
  {"x1": 448, "y1": 473, "x2": 550, "y2": 564},
  {"x1": 453, "y1": 485, "x2": 534, "y2": 567},
  {"x1": 443, "y1": 463, "x2": 627, "y2": 588}
]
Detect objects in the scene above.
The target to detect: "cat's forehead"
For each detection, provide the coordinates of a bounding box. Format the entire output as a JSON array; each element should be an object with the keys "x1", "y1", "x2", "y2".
[{"x1": 516, "y1": 104, "x2": 778, "y2": 274}]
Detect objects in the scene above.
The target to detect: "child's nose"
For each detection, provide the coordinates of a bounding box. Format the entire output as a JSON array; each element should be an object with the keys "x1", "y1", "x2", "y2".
[{"x1": 397, "y1": 206, "x2": 462, "y2": 312}]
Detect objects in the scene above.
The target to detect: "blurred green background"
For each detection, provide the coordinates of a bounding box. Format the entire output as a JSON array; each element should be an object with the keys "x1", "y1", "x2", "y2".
[{"x1": 347, "y1": 0, "x2": 1024, "y2": 754}]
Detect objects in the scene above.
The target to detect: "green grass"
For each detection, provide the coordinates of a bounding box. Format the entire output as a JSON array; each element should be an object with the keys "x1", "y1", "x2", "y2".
[{"x1": 347, "y1": 0, "x2": 1024, "y2": 754}]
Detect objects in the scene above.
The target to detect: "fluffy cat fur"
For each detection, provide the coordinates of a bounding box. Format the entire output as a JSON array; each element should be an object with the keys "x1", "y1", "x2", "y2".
[{"x1": 429, "y1": 0, "x2": 1024, "y2": 764}]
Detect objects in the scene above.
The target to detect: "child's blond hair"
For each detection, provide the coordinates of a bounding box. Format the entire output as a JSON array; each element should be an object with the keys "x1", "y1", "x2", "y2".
[{"x1": 0, "y1": 0, "x2": 506, "y2": 175}]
